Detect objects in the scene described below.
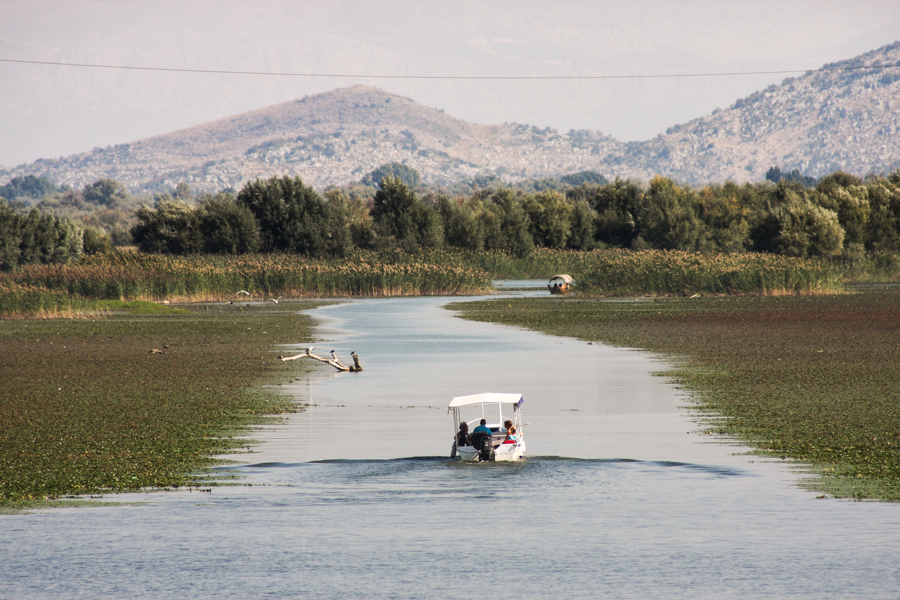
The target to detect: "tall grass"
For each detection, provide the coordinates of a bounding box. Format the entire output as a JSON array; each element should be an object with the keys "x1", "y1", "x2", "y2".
[
  {"x1": 1, "y1": 250, "x2": 493, "y2": 307},
  {"x1": 573, "y1": 250, "x2": 845, "y2": 296},
  {"x1": 0, "y1": 248, "x2": 850, "y2": 317}
]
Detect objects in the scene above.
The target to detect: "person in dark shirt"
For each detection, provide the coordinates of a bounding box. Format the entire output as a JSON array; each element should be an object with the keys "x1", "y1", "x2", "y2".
[{"x1": 456, "y1": 422, "x2": 470, "y2": 446}]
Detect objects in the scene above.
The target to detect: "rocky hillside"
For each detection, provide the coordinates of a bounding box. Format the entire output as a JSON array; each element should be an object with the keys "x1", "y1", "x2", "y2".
[
  {"x1": 3, "y1": 42, "x2": 899, "y2": 193},
  {"x1": 637, "y1": 41, "x2": 900, "y2": 182}
]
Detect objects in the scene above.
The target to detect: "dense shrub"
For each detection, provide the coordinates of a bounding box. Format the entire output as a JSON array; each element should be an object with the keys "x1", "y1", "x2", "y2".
[
  {"x1": 237, "y1": 176, "x2": 350, "y2": 257},
  {"x1": 0, "y1": 201, "x2": 84, "y2": 271}
]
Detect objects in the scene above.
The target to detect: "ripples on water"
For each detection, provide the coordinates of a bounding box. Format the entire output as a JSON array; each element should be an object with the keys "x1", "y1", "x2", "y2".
[
  {"x1": 5, "y1": 456, "x2": 898, "y2": 599},
  {"x1": 2, "y1": 288, "x2": 899, "y2": 599}
]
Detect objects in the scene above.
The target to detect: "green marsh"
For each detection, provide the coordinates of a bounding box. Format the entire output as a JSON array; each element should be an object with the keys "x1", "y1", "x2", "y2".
[{"x1": 0, "y1": 301, "x2": 321, "y2": 505}]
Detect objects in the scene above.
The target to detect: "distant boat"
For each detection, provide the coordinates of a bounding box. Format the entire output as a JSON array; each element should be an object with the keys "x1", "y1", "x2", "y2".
[{"x1": 548, "y1": 274, "x2": 573, "y2": 295}]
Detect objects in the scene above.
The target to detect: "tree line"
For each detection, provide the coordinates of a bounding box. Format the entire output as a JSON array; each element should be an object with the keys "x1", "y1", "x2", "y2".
[
  {"x1": 2, "y1": 166, "x2": 899, "y2": 270},
  {"x1": 129, "y1": 169, "x2": 900, "y2": 259}
]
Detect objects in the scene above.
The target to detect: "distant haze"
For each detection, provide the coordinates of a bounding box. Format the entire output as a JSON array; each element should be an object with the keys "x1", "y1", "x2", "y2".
[{"x1": 1, "y1": 0, "x2": 899, "y2": 168}]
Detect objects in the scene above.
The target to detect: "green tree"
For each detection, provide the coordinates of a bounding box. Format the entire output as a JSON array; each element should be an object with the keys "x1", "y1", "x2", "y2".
[
  {"x1": 752, "y1": 188, "x2": 844, "y2": 257},
  {"x1": 237, "y1": 176, "x2": 350, "y2": 256},
  {"x1": 814, "y1": 185, "x2": 870, "y2": 246},
  {"x1": 15, "y1": 209, "x2": 83, "y2": 266},
  {"x1": 0, "y1": 175, "x2": 59, "y2": 201},
  {"x1": 324, "y1": 188, "x2": 375, "y2": 249},
  {"x1": 587, "y1": 178, "x2": 642, "y2": 248},
  {"x1": 637, "y1": 176, "x2": 705, "y2": 251},
  {"x1": 196, "y1": 193, "x2": 260, "y2": 254},
  {"x1": 560, "y1": 171, "x2": 608, "y2": 186},
  {"x1": 83, "y1": 179, "x2": 129, "y2": 208},
  {"x1": 523, "y1": 191, "x2": 572, "y2": 248},
  {"x1": 0, "y1": 200, "x2": 21, "y2": 270},
  {"x1": 567, "y1": 201, "x2": 596, "y2": 250},
  {"x1": 439, "y1": 196, "x2": 486, "y2": 250},
  {"x1": 82, "y1": 226, "x2": 112, "y2": 254},
  {"x1": 361, "y1": 162, "x2": 422, "y2": 189},
  {"x1": 695, "y1": 182, "x2": 754, "y2": 252},
  {"x1": 371, "y1": 175, "x2": 441, "y2": 250},
  {"x1": 864, "y1": 177, "x2": 900, "y2": 251},
  {"x1": 130, "y1": 200, "x2": 203, "y2": 254}
]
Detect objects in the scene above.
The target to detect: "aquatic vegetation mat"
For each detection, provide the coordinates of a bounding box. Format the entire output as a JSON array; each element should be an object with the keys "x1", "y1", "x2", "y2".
[
  {"x1": 451, "y1": 290, "x2": 900, "y2": 501},
  {"x1": 0, "y1": 302, "x2": 321, "y2": 504}
]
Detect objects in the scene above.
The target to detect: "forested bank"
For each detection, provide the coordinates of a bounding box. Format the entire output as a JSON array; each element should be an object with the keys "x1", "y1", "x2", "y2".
[
  {"x1": 3, "y1": 166, "x2": 900, "y2": 268},
  {"x1": 2, "y1": 167, "x2": 899, "y2": 315}
]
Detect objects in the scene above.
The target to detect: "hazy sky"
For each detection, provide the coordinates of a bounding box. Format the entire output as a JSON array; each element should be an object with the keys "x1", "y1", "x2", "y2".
[{"x1": 2, "y1": 0, "x2": 899, "y2": 168}]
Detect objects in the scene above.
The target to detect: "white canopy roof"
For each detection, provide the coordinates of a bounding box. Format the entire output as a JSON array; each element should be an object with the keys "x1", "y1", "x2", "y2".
[{"x1": 448, "y1": 393, "x2": 524, "y2": 408}]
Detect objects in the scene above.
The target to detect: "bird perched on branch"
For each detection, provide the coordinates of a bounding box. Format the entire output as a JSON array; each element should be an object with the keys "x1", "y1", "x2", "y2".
[{"x1": 330, "y1": 350, "x2": 339, "y2": 361}]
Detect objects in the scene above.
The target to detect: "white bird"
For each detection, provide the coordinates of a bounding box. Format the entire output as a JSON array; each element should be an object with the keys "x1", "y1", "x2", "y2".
[
  {"x1": 304, "y1": 346, "x2": 314, "y2": 354},
  {"x1": 237, "y1": 290, "x2": 251, "y2": 296}
]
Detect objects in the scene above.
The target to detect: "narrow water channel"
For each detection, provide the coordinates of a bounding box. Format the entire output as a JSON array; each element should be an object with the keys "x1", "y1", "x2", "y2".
[{"x1": 2, "y1": 285, "x2": 898, "y2": 599}]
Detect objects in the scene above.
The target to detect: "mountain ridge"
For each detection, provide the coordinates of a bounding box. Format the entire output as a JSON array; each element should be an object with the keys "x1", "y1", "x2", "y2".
[{"x1": 3, "y1": 41, "x2": 899, "y2": 193}]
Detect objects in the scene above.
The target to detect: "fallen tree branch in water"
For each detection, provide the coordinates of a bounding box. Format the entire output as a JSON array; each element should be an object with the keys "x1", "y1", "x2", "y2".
[{"x1": 279, "y1": 347, "x2": 362, "y2": 372}]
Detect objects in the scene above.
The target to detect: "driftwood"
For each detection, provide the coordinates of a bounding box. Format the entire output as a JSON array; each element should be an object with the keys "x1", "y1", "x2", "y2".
[{"x1": 279, "y1": 347, "x2": 363, "y2": 372}]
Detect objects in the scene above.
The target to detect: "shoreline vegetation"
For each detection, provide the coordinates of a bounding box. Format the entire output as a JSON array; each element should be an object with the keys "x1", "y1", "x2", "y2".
[
  {"x1": 1, "y1": 247, "x2": 874, "y2": 319},
  {"x1": 450, "y1": 289, "x2": 900, "y2": 502},
  {"x1": 2, "y1": 247, "x2": 898, "y2": 509},
  {"x1": 0, "y1": 301, "x2": 323, "y2": 511}
]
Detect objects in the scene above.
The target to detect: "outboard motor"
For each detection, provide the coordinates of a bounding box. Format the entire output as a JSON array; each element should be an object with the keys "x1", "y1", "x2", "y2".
[{"x1": 479, "y1": 436, "x2": 495, "y2": 462}]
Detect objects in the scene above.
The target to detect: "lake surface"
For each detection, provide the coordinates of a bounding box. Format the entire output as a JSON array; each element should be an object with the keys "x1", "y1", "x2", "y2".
[{"x1": 2, "y1": 284, "x2": 899, "y2": 599}]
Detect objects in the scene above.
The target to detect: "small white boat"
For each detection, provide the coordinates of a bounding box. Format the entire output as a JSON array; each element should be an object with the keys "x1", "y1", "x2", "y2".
[{"x1": 448, "y1": 393, "x2": 526, "y2": 462}]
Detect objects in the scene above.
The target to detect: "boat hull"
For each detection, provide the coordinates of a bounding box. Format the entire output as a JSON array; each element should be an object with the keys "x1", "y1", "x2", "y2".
[{"x1": 456, "y1": 441, "x2": 526, "y2": 462}]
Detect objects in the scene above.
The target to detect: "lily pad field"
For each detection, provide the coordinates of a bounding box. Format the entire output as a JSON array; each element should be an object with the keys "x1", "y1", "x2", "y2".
[{"x1": 0, "y1": 301, "x2": 320, "y2": 509}]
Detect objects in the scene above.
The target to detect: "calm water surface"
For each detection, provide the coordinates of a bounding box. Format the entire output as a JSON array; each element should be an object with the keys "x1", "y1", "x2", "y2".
[{"x1": 2, "y1": 284, "x2": 899, "y2": 599}]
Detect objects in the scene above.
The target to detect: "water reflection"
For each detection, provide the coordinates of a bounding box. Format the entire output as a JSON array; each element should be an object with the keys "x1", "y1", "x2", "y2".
[{"x1": 253, "y1": 289, "x2": 715, "y2": 465}]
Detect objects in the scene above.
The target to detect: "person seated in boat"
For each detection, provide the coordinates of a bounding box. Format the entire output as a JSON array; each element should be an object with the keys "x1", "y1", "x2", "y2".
[
  {"x1": 504, "y1": 425, "x2": 518, "y2": 444},
  {"x1": 456, "y1": 422, "x2": 470, "y2": 447},
  {"x1": 470, "y1": 419, "x2": 493, "y2": 450},
  {"x1": 472, "y1": 419, "x2": 491, "y2": 436}
]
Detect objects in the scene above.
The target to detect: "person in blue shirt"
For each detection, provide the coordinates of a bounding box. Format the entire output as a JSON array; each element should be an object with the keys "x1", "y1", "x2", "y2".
[
  {"x1": 470, "y1": 418, "x2": 493, "y2": 452},
  {"x1": 472, "y1": 419, "x2": 491, "y2": 436}
]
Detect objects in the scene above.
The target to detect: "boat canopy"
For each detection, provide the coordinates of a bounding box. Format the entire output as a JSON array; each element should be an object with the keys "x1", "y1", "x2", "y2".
[
  {"x1": 448, "y1": 393, "x2": 524, "y2": 409},
  {"x1": 549, "y1": 274, "x2": 573, "y2": 284}
]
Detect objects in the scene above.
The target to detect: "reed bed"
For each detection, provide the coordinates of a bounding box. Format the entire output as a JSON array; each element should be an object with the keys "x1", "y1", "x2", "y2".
[
  {"x1": 1, "y1": 251, "x2": 493, "y2": 311},
  {"x1": 446, "y1": 248, "x2": 605, "y2": 279},
  {"x1": 0, "y1": 248, "x2": 850, "y2": 318},
  {"x1": 573, "y1": 250, "x2": 845, "y2": 296}
]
